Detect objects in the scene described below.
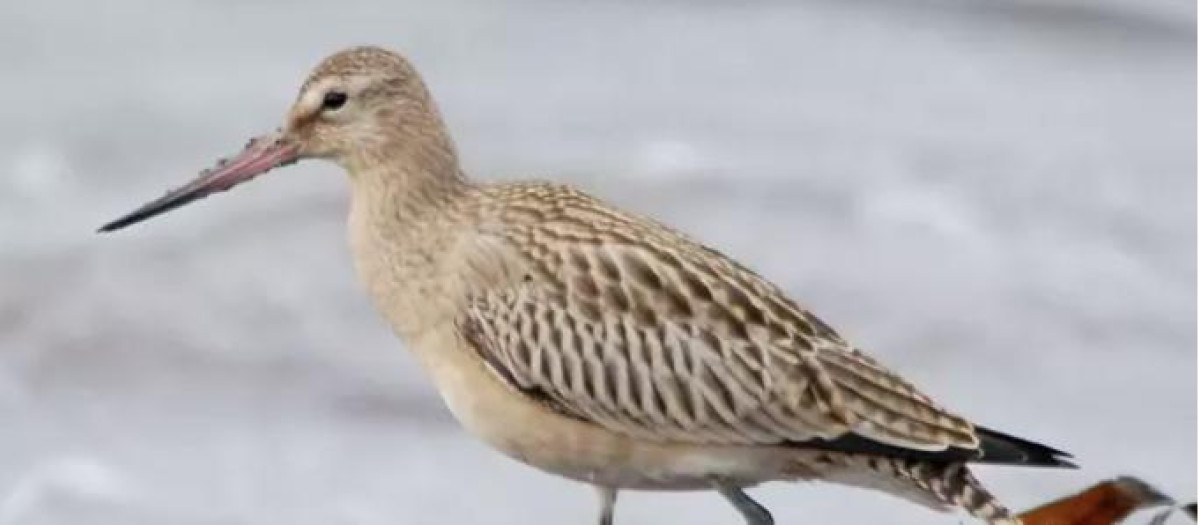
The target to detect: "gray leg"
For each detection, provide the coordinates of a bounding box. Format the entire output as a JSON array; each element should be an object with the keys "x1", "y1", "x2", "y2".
[
  {"x1": 714, "y1": 483, "x2": 774, "y2": 525},
  {"x1": 596, "y1": 486, "x2": 618, "y2": 525}
]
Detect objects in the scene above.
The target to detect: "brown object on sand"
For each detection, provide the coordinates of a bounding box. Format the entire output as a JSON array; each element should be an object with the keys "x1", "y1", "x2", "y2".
[{"x1": 1018, "y1": 476, "x2": 1179, "y2": 525}]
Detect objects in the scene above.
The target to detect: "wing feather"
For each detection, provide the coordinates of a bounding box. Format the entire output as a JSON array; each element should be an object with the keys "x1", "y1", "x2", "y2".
[{"x1": 461, "y1": 191, "x2": 981, "y2": 456}]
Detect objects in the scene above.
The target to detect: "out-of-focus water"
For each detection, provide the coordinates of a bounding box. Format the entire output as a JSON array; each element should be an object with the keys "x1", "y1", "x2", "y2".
[{"x1": 0, "y1": 1, "x2": 1194, "y2": 524}]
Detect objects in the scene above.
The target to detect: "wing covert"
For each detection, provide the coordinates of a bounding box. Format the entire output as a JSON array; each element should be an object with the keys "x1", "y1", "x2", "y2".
[{"x1": 460, "y1": 198, "x2": 980, "y2": 455}]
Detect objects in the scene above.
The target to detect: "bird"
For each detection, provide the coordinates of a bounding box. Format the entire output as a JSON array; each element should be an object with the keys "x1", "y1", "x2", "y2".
[{"x1": 99, "y1": 46, "x2": 1074, "y2": 525}]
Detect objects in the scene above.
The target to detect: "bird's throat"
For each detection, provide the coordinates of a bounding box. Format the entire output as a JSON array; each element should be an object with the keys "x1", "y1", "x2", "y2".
[{"x1": 346, "y1": 161, "x2": 474, "y2": 341}]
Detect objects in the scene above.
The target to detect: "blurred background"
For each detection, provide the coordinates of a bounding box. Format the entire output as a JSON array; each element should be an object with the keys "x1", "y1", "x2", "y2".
[{"x1": 0, "y1": 0, "x2": 1195, "y2": 524}]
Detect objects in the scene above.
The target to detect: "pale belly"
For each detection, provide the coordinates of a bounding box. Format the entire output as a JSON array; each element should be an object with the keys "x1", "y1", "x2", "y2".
[{"x1": 407, "y1": 328, "x2": 804, "y2": 490}]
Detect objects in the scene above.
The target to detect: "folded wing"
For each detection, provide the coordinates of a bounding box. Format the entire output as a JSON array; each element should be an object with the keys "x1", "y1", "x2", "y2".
[{"x1": 461, "y1": 193, "x2": 981, "y2": 458}]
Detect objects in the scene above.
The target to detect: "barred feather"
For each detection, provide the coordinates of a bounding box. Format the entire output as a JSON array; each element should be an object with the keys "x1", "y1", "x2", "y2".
[{"x1": 465, "y1": 184, "x2": 980, "y2": 452}]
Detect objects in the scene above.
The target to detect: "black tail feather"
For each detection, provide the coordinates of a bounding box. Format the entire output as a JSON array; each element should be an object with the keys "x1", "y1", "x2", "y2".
[
  {"x1": 975, "y1": 426, "x2": 1076, "y2": 468},
  {"x1": 786, "y1": 425, "x2": 1075, "y2": 468}
]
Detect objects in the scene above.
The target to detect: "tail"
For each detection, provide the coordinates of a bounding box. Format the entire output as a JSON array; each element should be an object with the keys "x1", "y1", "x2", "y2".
[
  {"x1": 887, "y1": 427, "x2": 1074, "y2": 523},
  {"x1": 815, "y1": 455, "x2": 1018, "y2": 524},
  {"x1": 887, "y1": 460, "x2": 1018, "y2": 524}
]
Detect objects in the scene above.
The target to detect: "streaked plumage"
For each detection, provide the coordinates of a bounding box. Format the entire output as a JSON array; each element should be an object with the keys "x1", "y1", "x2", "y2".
[{"x1": 100, "y1": 46, "x2": 1074, "y2": 525}]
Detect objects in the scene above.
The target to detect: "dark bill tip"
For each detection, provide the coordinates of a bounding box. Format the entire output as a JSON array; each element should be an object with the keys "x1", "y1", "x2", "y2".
[{"x1": 97, "y1": 190, "x2": 207, "y2": 233}]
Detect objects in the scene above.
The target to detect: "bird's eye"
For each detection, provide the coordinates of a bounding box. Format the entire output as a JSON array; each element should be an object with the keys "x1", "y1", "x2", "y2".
[{"x1": 322, "y1": 91, "x2": 348, "y2": 111}]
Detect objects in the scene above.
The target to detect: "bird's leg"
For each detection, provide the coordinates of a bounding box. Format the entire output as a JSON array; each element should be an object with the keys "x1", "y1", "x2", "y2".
[
  {"x1": 596, "y1": 486, "x2": 618, "y2": 525},
  {"x1": 713, "y1": 482, "x2": 774, "y2": 525}
]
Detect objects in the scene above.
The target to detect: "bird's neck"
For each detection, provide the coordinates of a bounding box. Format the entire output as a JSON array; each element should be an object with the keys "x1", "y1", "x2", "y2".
[{"x1": 345, "y1": 141, "x2": 477, "y2": 341}]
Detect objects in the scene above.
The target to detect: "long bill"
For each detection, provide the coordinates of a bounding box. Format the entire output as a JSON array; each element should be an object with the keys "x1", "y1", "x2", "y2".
[{"x1": 98, "y1": 130, "x2": 299, "y2": 233}]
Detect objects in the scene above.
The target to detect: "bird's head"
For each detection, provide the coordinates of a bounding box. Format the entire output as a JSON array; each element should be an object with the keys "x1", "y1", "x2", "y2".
[{"x1": 99, "y1": 46, "x2": 451, "y2": 233}]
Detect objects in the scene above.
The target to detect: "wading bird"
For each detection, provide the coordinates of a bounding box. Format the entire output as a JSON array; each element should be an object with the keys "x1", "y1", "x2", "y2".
[{"x1": 101, "y1": 46, "x2": 1074, "y2": 525}]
